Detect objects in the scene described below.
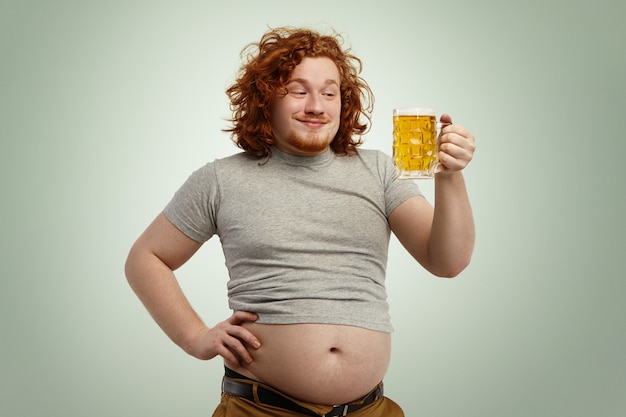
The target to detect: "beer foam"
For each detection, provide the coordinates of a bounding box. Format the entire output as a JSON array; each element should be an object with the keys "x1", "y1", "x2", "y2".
[{"x1": 393, "y1": 107, "x2": 436, "y2": 117}]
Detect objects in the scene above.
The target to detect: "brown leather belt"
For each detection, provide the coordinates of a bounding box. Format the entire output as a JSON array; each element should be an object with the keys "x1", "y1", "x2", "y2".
[{"x1": 221, "y1": 377, "x2": 384, "y2": 417}]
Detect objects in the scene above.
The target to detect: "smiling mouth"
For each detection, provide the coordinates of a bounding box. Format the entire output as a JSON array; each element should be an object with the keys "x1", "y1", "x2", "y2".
[{"x1": 298, "y1": 117, "x2": 329, "y2": 127}]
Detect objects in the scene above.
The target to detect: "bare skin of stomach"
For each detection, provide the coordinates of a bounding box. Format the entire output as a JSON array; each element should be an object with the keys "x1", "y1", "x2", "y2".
[{"x1": 228, "y1": 322, "x2": 391, "y2": 405}]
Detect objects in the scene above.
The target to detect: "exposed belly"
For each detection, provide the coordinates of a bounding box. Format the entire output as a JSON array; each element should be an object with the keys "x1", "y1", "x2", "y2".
[{"x1": 227, "y1": 323, "x2": 391, "y2": 405}]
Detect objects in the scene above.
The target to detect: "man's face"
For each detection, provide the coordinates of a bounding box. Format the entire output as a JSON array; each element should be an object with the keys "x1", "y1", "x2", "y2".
[{"x1": 270, "y1": 57, "x2": 341, "y2": 156}]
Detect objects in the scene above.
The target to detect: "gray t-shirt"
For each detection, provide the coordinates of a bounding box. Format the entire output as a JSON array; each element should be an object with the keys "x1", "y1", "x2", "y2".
[{"x1": 164, "y1": 147, "x2": 423, "y2": 332}]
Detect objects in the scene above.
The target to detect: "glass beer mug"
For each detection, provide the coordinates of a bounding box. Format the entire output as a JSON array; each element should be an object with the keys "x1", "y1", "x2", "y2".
[{"x1": 392, "y1": 107, "x2": 441, "y2": 179}]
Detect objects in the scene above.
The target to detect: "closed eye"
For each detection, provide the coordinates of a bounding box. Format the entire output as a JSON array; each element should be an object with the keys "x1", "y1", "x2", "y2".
[{"x1": 288, "y1": 89, "x2": 307, "y2": 96}]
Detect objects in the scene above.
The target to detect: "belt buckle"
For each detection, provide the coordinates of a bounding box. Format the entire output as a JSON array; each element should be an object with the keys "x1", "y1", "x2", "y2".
[{"x1": 324, "y1": 404, "x2": 349, "y2": 417}]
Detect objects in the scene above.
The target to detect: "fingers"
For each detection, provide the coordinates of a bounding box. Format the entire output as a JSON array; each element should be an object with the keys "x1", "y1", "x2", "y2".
[
  {"x1": 189, "y1": 311, "x2": 261, "y2": 365},
  {"x1": 437, "y1": 121, "x2": 476, "y2": 172},
  {"x1": 214, "y1": 311, "x2": 261, "y2": 366},
  {"x1": 219, "y1": 327, "x2": 257, "y2": 365},
  {"x1": 207, "y1": 326, "x2": 255, "y2": 366},
  {"x1": 228, "y1": 310, "x2": 261, "y2": 348},
  {"x1": 229, "y1": 310, "x2": 259, "y2": 324}
]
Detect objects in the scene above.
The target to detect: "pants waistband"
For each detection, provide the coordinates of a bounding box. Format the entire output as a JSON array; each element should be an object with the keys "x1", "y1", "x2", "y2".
[{"x1": 222, "y1": 367, "x2": 384, "y2": 417}]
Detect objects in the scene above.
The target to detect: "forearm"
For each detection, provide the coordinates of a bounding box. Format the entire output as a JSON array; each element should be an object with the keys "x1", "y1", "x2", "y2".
[
  {"x1": 125, "y1": 248, "x2": 206, "y2": 355},
  {"x1": 429, "y1": 172, "x2": 475, "y2": 277}
]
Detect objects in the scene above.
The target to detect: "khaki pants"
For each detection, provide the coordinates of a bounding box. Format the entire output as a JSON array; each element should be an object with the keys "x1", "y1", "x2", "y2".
[{"x1": 211, "y1": 379, "x2": 404, "y2": 417}]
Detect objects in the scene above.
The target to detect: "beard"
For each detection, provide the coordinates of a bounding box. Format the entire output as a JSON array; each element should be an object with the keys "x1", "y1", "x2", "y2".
[{"x1": 284, "y1": 129, "x2": 334, "y2": 155}]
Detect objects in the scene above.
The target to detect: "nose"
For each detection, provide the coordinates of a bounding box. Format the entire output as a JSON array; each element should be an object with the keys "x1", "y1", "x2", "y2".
[{"x1": 304, "y1": 93, "x2": 324, "y2": 115}]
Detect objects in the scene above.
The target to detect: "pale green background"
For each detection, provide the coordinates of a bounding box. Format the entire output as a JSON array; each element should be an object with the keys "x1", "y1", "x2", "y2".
[{"x1": 1, "y1": 0, "x2": 625, "y2": 416}]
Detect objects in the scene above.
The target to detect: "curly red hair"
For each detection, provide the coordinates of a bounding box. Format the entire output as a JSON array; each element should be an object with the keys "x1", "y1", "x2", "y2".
[{"x1": 224, "y1": 27, "x2": 374, "y2": 157}]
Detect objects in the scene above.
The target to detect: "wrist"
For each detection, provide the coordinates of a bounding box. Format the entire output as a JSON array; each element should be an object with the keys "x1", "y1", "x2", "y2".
[
  {"x1": 181, "y1": 325, "x2": 211, "y2": 359},
  {"x1": 434, "y1": 170, "x2": 464, "y2": 181}
]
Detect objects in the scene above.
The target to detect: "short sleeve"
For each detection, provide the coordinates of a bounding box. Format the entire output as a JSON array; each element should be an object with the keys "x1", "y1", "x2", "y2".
[
  {"x1": 163, "y1": 162, "x2": 219, "y2": 242},
  {"x1": 379, "y1": 152, "x2": 424, "y2": 216}
]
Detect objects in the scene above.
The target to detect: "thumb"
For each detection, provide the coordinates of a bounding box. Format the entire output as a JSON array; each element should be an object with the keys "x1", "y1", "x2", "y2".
[{"x1": 439, "y1": 113, "x2": 453, "y2": 125}]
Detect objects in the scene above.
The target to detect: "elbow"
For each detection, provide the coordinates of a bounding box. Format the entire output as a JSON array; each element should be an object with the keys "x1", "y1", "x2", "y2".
[
  {"x1": 433, "y1": 267, "x2": 465, "y2": 279},
  {"x1": 124, "y1": 255, "x2": 134, "y2": 282},
  {"x1": 427, "y1": 241, "x2": 474, "y2": 278},
  {"x1": 124, "y1": 244, "x2": 144, "y2": 288},
  {"x1": 124, "y1": 252, "x2": 137, "y2": 288},
  {"x1": 430, "y1": 256, "x2": 472, "y2": 278}
]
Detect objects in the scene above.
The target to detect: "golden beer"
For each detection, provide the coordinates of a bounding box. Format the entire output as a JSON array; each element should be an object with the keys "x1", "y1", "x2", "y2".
[{"x1": 392, "y1": 108, "x2": 438, "y2": 179}]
